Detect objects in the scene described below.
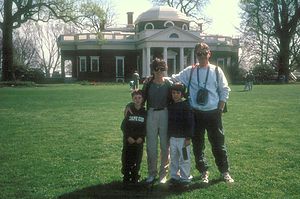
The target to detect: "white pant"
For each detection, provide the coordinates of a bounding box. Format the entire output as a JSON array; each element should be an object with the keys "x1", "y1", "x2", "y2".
[
  {"x1": 170, "y1": 137, "x2": 191, "y2": 182},
  {"x1": 146, "y1": 108, "x2": 169, "y2": 180}
]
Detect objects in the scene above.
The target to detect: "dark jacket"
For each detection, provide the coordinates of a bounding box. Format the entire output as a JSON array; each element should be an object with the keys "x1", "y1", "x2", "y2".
[
  {"x1": 168, "y1": 100, "x2": 194, "y2": 138},
  {"x1": 121, "y1": 106, "x2": 147, "y2": 141}
]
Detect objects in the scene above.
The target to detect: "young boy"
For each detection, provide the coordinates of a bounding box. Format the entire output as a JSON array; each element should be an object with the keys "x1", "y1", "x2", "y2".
[
  {"x1": 168, "y1": 83, "x2": 194, "y2": 187},
  {"x1": 121, "y1": 89, "x2": 147, "y2": 185}
]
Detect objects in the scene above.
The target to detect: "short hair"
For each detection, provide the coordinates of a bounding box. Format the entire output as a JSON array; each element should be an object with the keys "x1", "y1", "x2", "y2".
[
  {"x1": 151, "y1": 58, "x2": 167, "y2": 71},
  {"x1": 194, "y1": 42, "x2": 210, "y2": 52},
  {"x1": 131, "y1": 89, "x2": 143, "y2": 98},
  {"x1": 171, "y1": 82, "x2": 186, "y2": 95}
]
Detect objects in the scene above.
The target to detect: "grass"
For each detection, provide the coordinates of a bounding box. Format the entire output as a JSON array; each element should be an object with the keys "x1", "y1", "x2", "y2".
[{"x1": 0, "y1": 83, "x2": 299, "y2": 199}]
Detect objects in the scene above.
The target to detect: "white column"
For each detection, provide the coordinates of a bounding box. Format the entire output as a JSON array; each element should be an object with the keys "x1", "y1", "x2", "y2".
[
  {"x1": 180, "y1": 47, "x2": 184, "y2": 71},
  {"x1": 163, "y1": 47, "x2": 168, "y2": 66},
  {"x1": 142, "y1": 48, "x2": 146, "y2": 77},
  {"x1": 146, "y1": 47, "x2": 151, "y2": 76},
  {"x1": 173, "y1": 58, "x2": 177, "y2": 75},
  {"x1": 190, "y1": 49, "x2": 195, "y2": 65}
]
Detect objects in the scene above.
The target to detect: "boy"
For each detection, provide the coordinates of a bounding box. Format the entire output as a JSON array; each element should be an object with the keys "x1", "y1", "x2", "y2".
[
  {"x1": 168, "y1": 83, "x2": 194, "y2": 187},
  {"x1": 121, "y1": 89, "x2": 147, "y2": 185}
]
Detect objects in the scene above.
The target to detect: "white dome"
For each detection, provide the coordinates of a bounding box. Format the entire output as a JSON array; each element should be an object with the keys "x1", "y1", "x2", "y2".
[{"x1": 135, "y1": 6, "x2": 189, "y2": 23}]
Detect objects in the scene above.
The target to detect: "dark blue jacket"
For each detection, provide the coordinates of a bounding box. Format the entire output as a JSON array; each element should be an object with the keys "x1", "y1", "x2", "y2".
[{"x1": 168, "y1": 100, "x2": 194, "y2": 138}]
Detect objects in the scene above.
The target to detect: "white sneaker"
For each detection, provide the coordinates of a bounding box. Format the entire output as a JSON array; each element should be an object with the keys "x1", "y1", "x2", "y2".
[
  {"x1": 146, "y1": 176, "x2": 155, "y2": 184},
  {"x1": 222, "y1": 172, "x2": 234, "y2": 183},
  {"x1": 159, "y1": 176, "x2": 167, "y2": 184},
  {"x1": 201, "y1": 171, "x2": 209, "y2": 183}
]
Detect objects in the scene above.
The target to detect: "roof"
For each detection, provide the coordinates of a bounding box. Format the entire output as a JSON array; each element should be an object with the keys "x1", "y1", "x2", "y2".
[{"x1": 135, "y1": 6, "x2": 189, "y2": 24}]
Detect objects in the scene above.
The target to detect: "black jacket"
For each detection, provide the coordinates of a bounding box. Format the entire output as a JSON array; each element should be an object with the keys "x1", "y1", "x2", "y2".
[{"x1": 121, "y1": 106, "x2": 147, "y2": 140}]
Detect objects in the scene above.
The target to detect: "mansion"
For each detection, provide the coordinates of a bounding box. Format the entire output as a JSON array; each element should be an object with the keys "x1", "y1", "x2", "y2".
[{"x1": 57, "y1": 6, "x2": 239, "y2": 82}]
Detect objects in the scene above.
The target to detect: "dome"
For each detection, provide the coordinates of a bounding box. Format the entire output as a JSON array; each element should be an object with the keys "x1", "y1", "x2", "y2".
[{"x1": 135, "y1": 6, "x2": 189, "y2": 24}]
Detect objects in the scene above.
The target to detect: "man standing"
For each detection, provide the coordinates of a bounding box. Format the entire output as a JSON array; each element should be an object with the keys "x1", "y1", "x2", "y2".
[
  {"x1": 132, "y1": 71, "x2": 140, "y2": 90},
  {"x1": 172, "y1": 42, "x2": 234, "y2": 183}
]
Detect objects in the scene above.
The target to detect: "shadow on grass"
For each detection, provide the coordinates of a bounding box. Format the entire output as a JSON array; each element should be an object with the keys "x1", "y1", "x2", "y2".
[{"x1": 58, "y1": 178, "x2": 224, "y2": 199}]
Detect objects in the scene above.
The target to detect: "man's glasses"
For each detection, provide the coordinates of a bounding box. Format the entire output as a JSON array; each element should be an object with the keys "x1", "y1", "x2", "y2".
[
  {"x1": 154, "y1": 67, "x2": 166, "y2": 72},
  {"x1": 196, "y1": 51, "x2": 209, "y2": 56}
]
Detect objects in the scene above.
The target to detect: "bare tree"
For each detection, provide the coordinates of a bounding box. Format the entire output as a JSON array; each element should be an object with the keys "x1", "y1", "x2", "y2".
[
  {"x1": 0, "y1": 0, "x2": 80, "y2": 81},
  {"x1": 33, "y1": 21, "x2": 64, "y2": 78},
  {"x1": 13, "y1": 23, "x2": 39, "y2": 68},
  {"x1": 240, "y1": 0, "x2": 300, "y2": 82}
]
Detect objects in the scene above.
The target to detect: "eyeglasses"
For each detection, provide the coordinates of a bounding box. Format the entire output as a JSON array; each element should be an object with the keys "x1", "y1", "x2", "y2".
[
  {"x1": 196, "y1": 51, "x2": 209, "y2": 56},
  {"x1": 154, "y1": 67, "x2": 166, "y2": 72}
]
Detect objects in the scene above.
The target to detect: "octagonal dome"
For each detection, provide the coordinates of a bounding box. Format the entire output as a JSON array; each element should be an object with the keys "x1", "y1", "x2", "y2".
[{"x1": 135, "y1": 6, "x2": 189, "y2": 24}]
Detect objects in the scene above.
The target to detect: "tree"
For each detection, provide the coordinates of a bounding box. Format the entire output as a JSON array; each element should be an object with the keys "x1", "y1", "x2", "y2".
[
  {"x1": 34, "y1": 21, "x2": 64, "y2": 78},
  {"x1": 0, "y1": 0, "x2": 80, "y2": 81},
  {"x1": 240, "y1": 0, "x2": 300, "y2": 82},
  {"x1": 80, "y1": 0, "x2": 115, "y2": 33}
]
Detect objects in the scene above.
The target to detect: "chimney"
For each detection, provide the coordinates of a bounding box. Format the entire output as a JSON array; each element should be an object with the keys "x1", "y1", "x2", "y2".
[{"x1": 127, "y1": 12, "x2": 134, "y2": 28}]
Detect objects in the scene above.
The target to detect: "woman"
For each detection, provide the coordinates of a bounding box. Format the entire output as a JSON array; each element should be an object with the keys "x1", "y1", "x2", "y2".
[{"x1": 142, "y1": 58, "x2": 172, "y2": 184}]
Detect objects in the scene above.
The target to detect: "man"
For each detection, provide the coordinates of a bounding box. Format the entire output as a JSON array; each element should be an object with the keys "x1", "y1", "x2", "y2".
[
  {"x1": 172, "y1": 42, "x2": 234, "y2": 183},
  {"x1": 132, "y1": 71, "x2": 140, "y2": 90}
]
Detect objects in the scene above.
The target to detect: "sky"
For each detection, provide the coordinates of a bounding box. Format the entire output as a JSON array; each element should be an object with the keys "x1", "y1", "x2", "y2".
[{"x1": 111, "y1": 0, "x2": 241, "y2": 36}]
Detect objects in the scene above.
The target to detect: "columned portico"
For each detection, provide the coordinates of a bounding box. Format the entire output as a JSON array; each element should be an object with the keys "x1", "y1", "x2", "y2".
[{"x1": 140, "y1": 45, "x2": 196, "y2": 77}]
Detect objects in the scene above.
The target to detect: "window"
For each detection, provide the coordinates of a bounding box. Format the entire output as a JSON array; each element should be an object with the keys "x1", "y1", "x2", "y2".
[
  {"x1": 217, "y1": 58, "x2": 225, "y2": 68},
  {"x1": 169, "y1": 33, "x2": 179, "y2": 38},
  {"x1": 182, "y1": 24, "x2": 188, "y2": 30},
  {"x1": 164, "y1": 21, "x2": 174, "y2": 28},
  {"x1": 79, "y1": 56, "x2": 86, "y2": 72},
  {"x1": 91, "y1": 56, "x2": 99, "y2": 72},
  {"x1": 144, "y1": 23, "x2": 154, "y2": 30},
  {"x1": 115, "y1": 56, "x2": 125, "y2": 78}
]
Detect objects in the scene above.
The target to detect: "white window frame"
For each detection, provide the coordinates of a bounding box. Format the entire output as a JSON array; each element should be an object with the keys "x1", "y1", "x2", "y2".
[
  {"x1": 164, "y1": 21, "x2": 174, "y2": 28},
  {"x1": 79, "y1": 56, "x2": 87, "y2": 72},
  {"x1": 144, "y1": 23, "x2": 154, "y2": 30},
  {"x1": 90, "y1": 56, "x2": 99, "y2": 72},
  {"x1": 182, "y1": 24, "x2": 188, "y2": 30}
]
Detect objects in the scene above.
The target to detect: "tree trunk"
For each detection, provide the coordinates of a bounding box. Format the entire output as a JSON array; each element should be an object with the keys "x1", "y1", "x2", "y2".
[
  {"x1": 278, "y1": 34, "x2": 291, "y2": 83},
  {"x1": 2, "y1": 0, "x2": 14, "y2": 81}
]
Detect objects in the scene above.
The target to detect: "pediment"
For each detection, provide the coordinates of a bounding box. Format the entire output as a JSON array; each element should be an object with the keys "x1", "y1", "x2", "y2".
[{"x1": 145, "y1": 26, "x2": 200, "y2": 42}]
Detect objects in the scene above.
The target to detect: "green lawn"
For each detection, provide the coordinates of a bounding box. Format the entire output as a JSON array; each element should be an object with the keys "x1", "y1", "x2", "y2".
[{"x1": 0, "y1": 83, "x2": 299, "y2": 199}]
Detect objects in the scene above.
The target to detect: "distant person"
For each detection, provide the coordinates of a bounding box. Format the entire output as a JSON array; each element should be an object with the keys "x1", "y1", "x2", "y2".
[
  {"x1": 244, "y1": 72, "x2": 254, "y2": 91},
  {"x1": 121, "y1": 89, "x2": 147, "y2": 185},
  {"x1": 248, "y1": 71, "x2": 254, "y2": 91},
  {"x1": 172, "y1": 42, "x2": 234, "y2": 183},
  {"x1": 168, "y1": 83, "x2": 194, "y2": 187},
  {"x1": 132, "y1": 71, "x2": 140, "y2": 90}
]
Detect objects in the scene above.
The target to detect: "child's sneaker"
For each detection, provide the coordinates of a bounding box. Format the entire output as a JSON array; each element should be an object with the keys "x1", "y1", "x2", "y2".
[
  {"x1": 201, "y1": 171, "x2": 209, "y2": 183},
  {"x1": 222, "y1": 172, "x2": 234, "y2": 183}
]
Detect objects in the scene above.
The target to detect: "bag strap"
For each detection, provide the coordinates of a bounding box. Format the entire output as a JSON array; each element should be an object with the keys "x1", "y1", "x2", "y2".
[
  {"x1": 187, "y1": 65, "x2": 196, "y2": 97},
  {"x1": 215, "y1": 66, "x2": 220, "y2": 94}
]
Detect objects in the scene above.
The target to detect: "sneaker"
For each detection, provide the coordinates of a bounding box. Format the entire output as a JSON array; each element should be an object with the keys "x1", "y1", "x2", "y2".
[
  {"x1": 146, "y1": 176, "x2": 156, "y2": 184},
  {"x1": 201, "y1": 171, "x2": 209, "y2": 183},
  {"x1": 222, "y1": 172, "x2": 234, "y2": 183},
  {"x1": 159, "y1": 176, "x2": 167, "y2": 184}
]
